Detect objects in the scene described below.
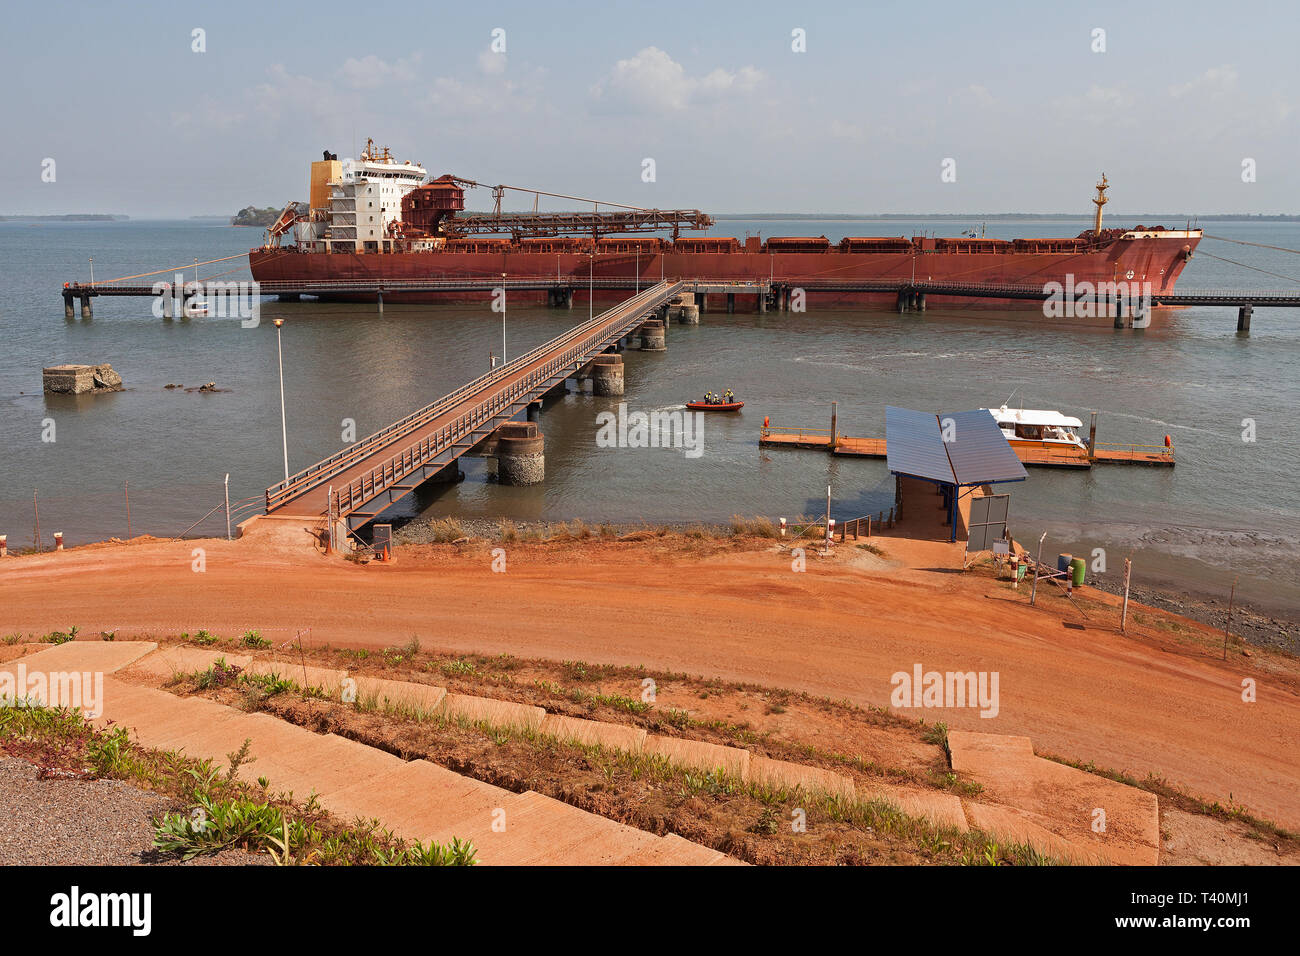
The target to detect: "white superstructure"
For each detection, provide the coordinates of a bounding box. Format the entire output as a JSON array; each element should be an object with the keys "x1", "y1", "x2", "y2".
[{"x1": 320, "y1": 139, "x2": 427, "y2": 253}]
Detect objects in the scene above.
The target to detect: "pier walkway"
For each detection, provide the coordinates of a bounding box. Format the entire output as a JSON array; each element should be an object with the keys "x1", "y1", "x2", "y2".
[
  {"x1": 265, "y1": 281, "x2": 692, "y2": 532},
  {"x1": 759, "y1": 425, "x2": 1174, "y2": 469},
  {"x1": 61, "y1": 272, "x2": 1299, "y2": 330}
]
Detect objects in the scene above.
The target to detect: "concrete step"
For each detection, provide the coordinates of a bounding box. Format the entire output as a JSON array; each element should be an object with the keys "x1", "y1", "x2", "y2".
[
  {"x1": 124, "y1": 647, "x2": 252, "y2": 681},
  {"x1": 353, "y1": 675, "x2": 447, "y2": 717},
  {"x1": 645, "y1": 734, "x2": 750, "y2": 779},
  {"x1": 949, "y1": 730, "x2": 1160, "y2": 865},
  {"x1": 540, "y1": 713, "x2": 648, "y2": 752},
  {"x1": 746, "y1": 754, "x2": 855, "y2": 801},
  {"x1": 441, "y1": 693, "x2": 545, "y2": 731}
]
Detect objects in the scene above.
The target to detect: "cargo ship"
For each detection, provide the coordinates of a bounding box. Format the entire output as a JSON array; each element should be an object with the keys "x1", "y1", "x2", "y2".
[{"x1": 248, "y1": 140, "x2": 1201, "y2": 309}]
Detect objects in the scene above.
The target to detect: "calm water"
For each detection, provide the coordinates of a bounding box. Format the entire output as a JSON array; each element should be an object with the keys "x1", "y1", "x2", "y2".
[{"x1": 3, "y1": 218, "x2": 1298, "y2": 613}]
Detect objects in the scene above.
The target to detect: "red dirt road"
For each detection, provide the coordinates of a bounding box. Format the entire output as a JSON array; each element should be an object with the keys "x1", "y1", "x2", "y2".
[{"x1": 4, "y1": 526, "x2": 1297, "y2": 830}]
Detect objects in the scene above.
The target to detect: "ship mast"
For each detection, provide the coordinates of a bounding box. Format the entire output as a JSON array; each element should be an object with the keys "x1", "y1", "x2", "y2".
[{"x1": 1092, "y1": 174, "x2": 1109, "y2": 234}]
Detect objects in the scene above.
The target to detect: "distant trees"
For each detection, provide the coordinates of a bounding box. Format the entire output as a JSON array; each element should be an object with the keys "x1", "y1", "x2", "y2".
[{"x1": 231, "y1": 205, "x2": 281, "y2": 227}]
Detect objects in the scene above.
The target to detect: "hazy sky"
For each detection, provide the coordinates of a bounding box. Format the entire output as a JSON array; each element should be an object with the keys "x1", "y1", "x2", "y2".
[{"x1": 4, "y1": 0, "x2": 1297, "y2": 217}]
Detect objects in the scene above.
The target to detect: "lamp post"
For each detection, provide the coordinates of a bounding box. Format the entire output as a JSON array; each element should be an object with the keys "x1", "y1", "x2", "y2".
[
  {"x1": 589, "y1": 253, "x2": 594, "y2": 320},
  {"x1": 274, "y1": 318, "x2": 289, "y2": 484},
  {"x1": 501, "y1": 271, "x2": 507, "y2": 366},
  {"x1": 89, "y1": 257, "x2": 94, "y2": 286}
]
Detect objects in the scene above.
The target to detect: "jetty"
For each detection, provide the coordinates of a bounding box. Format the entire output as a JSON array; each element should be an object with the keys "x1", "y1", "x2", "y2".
[{"x1": 760, "y1": 409, "x2": 1174, "y2": 470}]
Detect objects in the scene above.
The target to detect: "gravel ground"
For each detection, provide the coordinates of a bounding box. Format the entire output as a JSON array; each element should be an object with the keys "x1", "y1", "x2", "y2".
[
  {"x1": 0, "y1": 755, "x2": 265, "y2": 866},
  {"x1": 1088, "y1": 573, "x2": 1298, "y2": 653}
]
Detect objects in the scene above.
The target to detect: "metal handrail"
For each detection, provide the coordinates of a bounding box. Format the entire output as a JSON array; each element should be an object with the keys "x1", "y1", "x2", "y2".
[
  {"x1": 1093, "y1": 441, "x2": 1174, "y2": 455},
  {"x1": 277, "y1": 282, "x2": 682, "y2": 515},
  {"x1": 267, "y1": 281, "x2": 677, "y2": 508}
]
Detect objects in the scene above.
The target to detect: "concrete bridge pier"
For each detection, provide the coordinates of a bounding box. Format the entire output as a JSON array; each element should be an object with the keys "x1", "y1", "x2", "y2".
[
  {"x1": 916, "y1": 292, "x2": 926, "y2": 312},
  {"x1": 639, "y1": 319, "x2": 666, "y2": 351},
  {"x1": 698, "y1": 293, "x2": 708, "y2": 314},
  {"x1": 589, "y1": 354, "x2": 625, "y2": 395},
  {"x1": 679, "y1": 304, "x2": 700, "y2": 324},
  {"x1": 494, "y1": 422, "x2": 545, "y2": 485},
  {"x1": 726, "y1": 293, "x2": 735, "y2": 313},
  {"x1": 80, "y1": 295, "x2": 92, "y2": 319},
  {"x1": 757, "y1": 291, "x2": 767, "y2": 313},
  {"x1": 527, "y1": 401, "x2": 541, "y2": 423},
  {"x1": 161, "y1": 287, "x2": 174, "y2": 320},
  {"x1": 1237, "y1": 304, "x2": 1252, "y2": 332},
  {"x1": 63, "y1": 293, "x2": 74, "y2": 319},
  {"x1": 897, "y1": 289, "x2": 909, "y2": 313}
]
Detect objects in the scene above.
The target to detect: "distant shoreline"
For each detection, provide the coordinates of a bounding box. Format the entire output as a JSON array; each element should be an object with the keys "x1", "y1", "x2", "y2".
[
  {"x1": 5, "y1": 212, "x2": 1299, "y2": 223},
  {"x1": 0, "y1": 214, "x2": 128, "y2": 222}
]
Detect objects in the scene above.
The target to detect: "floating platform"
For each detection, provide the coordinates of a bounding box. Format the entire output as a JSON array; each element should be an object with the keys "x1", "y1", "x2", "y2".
[{"x1": 759, "y1": 429, "x2": 1173, "y2": 469}]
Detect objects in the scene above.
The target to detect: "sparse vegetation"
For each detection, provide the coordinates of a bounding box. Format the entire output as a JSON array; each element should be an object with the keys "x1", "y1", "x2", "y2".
[
  {"x1": 424, "y1": 517, "x2": 465, "y2": 543},
  {"x1": 0, "y1": 703, "x2": 476, "y2": 866}
]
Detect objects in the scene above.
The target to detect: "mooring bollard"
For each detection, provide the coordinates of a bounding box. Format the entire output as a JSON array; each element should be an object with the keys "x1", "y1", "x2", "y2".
[{"x1": 54, "y1": 531, "x2": 64, "y2": 551}]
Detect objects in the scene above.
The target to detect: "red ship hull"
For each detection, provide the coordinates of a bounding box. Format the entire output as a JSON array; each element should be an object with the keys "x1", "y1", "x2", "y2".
[{"x1": 249, "y1": 233, "x2": 1198, "y2": 309}]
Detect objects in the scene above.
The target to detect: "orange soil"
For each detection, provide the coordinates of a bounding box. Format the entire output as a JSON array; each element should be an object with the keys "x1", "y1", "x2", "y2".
[{"x1": 3, "y1": 520, "x2": 1297, "y2": 831}]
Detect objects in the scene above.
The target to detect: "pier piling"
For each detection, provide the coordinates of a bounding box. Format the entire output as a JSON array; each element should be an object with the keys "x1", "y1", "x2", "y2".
[
  {"x1": 494, "y1": 422, "x2": 545, "y2": 485},
  {"x1": 590, "y1": 354, "x2": 625, "y2": 395},
  {"x1": 639, "y1": 319, "x2": 666, "y2": 351},
  {"x1": 80, "y1": 295, "x2": 92, "y2": 319},
  {"x1": 63, "y1": 294, "x2": 74, "y2": 319},
  {"x1": 1237, "y1": 304, "x2": 1252, "y2": 332}
]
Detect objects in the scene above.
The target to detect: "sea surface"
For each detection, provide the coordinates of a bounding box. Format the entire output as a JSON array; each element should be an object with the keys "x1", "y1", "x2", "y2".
[{"x1": 2, "y1": 217, "x2": 1298, "y2": 614}]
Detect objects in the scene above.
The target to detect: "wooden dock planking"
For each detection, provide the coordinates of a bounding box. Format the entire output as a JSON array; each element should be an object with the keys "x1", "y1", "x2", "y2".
[
  {"x1": 759, "y1": 432, "x2": 1173, "y2": 469},
  {"x1": 1091, "y1": 447, "x2": 1176, "y2": 466}
]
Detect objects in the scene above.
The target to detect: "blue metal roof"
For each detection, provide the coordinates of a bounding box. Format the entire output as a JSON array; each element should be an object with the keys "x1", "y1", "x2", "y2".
[
  {"x1": 944, "y1": 409, "x2": 1028, "y2": 485},
  {"x1": 885, "y1": 406, "x2": 954, "y2": 485},
  {"x1": 885, "y1": 406, "x2": 1026, "y2": 486}
]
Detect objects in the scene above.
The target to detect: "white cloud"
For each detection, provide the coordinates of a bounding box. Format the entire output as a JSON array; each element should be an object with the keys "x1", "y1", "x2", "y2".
[
  {"x1": 340, "y1": 54, "x2": 421, "y2": 90},
  {"x1": 1169, "y1": 65, "x2": 1238, "y2": 99},
  {"x1": 589, "y1": 47, "x2": 763, "y2": 114},
  {"x1": 478, "y1": 50, "x2": 507, "y2": 75}
]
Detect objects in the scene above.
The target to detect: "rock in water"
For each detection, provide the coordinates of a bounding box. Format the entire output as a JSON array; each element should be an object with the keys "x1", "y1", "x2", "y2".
[
  {"x1": 92, "y1": 364, "x2": 124, "y2": 391},
  {"x1": 42, "y1": 363, "x2": 124, "y2": 394}
]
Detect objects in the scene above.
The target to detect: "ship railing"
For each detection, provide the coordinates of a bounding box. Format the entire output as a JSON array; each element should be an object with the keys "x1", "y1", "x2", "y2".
[{"x1": 269, "y1": 282, "x2": 680, "y2": 512}]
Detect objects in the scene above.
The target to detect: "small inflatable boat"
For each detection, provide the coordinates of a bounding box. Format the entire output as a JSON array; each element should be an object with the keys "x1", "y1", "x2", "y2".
[{"x1": 686, "y1": 400, "x2": 744, "y2": 412}]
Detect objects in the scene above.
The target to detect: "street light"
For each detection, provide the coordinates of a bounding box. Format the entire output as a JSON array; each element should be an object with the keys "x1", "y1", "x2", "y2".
[
  {"x1": 589, "y1": 253, "x2": 594, "y2": 320},
  {"x1": 89, "y1": 256, "x2": 94, "y2": 286},
  {"x1": 274, "y1": 318, "x2": 289, "y2": 484}
]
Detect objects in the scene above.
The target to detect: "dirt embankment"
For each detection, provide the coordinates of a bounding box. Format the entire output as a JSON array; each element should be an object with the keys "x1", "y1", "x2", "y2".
[{"x1": 2, "y1": 521, "x2": 1298, "y2": 833}]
